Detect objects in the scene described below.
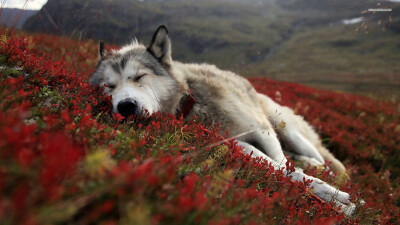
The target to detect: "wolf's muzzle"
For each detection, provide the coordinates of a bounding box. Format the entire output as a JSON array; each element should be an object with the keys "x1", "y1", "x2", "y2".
[{"x1": 117, "y1": 98, "x2": 139, "y2": 118}]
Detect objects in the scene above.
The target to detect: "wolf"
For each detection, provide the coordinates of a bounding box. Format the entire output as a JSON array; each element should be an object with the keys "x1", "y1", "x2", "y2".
[{"x1": 90, "y1": 25, "x2": 356, "y2": 215}]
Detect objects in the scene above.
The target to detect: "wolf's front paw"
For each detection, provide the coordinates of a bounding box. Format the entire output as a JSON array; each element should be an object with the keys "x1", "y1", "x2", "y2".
[
  {"x1": 310, "y1": 179, "x2": 356, "y2": 216},
  {"x1": 311, "y1": 179, "x2": 349, "y2": 202}
]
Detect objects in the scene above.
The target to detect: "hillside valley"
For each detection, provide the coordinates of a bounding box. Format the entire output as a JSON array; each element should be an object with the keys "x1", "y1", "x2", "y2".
[{"x1": 21, "y1": 0, "x2": 400, "y2": 99}]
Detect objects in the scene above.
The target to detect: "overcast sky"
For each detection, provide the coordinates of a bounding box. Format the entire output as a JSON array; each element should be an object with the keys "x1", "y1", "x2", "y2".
[{"x1": 4, "y1": 0, "x2": 48, "y2": 10}]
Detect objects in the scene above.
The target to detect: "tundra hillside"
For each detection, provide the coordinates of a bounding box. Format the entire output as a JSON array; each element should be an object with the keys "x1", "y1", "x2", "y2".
[
  {"x1": 23, "y1": 0, "x2": 400, "y2": 99},
  {"x1": 0, "y1": 29, "x2": 399, "y2": 224}
]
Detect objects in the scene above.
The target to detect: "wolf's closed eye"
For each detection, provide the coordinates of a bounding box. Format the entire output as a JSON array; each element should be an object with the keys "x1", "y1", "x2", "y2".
[
  {"x1": 104, "y1": 83, "x2": 116, "y2": 89},
  {"x1": 134, "y1": 74, "x2": 147, "y2": 82}
]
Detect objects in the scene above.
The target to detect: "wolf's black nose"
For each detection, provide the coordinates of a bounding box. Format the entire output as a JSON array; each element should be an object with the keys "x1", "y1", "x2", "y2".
[{"x1": 117, "y1": 100, "x2": 138, "y2": 118}]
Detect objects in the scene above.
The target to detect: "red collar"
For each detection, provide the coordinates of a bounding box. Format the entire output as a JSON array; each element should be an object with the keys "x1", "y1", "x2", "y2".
[{"x1": 178, "y1": 90, "x2": 196, "y2": 118}]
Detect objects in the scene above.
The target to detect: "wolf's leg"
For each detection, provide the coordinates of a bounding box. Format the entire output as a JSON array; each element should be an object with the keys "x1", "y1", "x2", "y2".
[
  {"x1": 237, "y1": 141, "x2": 355, "y2": 216},
  {"x1": 279, "y1": 121, "x2": 347, "y2": 175},
  {"x1": 249, "y1": 128, "x2": 288, "y2": 165},
  {"x1": 272, "y1": 107, "x2": 346, "y2": 174},
  {"x1": 257, "y1": 94, "x2": 332, "y2": 167},
  {"x1": 285, "y1": 151, "x2": 324, "y2": 168},
  {"x1": 282, "y1": 130, "x2": 325, "y2": 164},
  {"x1": 244, "y1": 123, "x2": 320, "y2": 170}
]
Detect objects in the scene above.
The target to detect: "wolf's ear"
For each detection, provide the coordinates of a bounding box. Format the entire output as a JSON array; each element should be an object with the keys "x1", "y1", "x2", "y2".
[
  {"x1": 98, "y1": 41, "x2": 107, "y2": 61},
  {"x1": 147, "y1": 25, "x2": 172, "y2": 67}
]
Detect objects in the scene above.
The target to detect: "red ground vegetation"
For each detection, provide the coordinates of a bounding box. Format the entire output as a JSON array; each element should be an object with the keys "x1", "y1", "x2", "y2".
[{"x1": 0, "y1": 32, "x2": 399, "y2": 224}]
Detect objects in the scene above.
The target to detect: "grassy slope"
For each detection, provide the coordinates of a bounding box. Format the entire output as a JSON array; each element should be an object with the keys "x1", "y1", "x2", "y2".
[
  {"x1": 252, "y1": 22, "x2": 400, "y2": 99},
  {"x1": 0, "y1": 33, "x2": 353, "y2": 224},
  {"x1": 0, "y1": 30, "x2": 399, "y2": 224}
]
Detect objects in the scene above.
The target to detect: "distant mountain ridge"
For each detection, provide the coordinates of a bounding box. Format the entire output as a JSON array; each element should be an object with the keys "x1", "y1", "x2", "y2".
[{"x1": 0, "y1": 8, "x2": 37, "y2": 29}]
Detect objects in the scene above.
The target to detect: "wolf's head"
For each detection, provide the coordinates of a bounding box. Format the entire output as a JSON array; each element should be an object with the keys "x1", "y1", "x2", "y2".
[{"x1": 90, "y1": 25, "x2": 183, "y2": 118}]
